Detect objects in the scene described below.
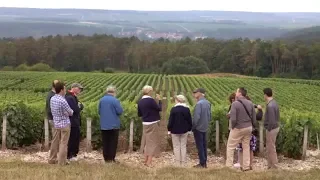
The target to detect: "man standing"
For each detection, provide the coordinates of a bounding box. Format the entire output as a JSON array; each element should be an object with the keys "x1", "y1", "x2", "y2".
[
  {"x1": 46, "y1": 80, "x2": 59, "y2": 137},
  {"x1": 66, "y1": 83, "x2": 84, "y2": 161},
  {"x1": 192, "y1": 88, "x2": 211, "y2": 168},
  {"x1": 263, "y1": 88, "x2": 280, "y2": 169},
  {"x1": 98, "y1": 85, "x2": 123, "y2": 163},
  {"x1": 49, "y1": 81, "x2": 74, "y2": 165},
  {"x1": 226, "y1": 87, "x2": 256, "y2": 171}
]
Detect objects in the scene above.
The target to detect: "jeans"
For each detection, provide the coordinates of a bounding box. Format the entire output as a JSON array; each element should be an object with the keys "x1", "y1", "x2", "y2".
[{"x1": 193, "y1": 129, "x2": 207, "y2": 166}]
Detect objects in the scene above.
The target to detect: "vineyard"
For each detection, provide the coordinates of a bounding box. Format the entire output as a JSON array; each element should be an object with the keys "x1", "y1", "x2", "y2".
[{"x1": 0, "y1": 71, "x2": 320, "y2": 159}]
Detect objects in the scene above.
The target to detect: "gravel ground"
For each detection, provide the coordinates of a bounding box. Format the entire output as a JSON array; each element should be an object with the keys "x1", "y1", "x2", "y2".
[{"x1": 1, "y1": 149, "x2": 320, "y2": 171}]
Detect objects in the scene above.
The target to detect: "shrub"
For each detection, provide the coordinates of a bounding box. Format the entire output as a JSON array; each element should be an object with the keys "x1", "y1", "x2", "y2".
[
  {"x1": 15, "y1": 64, "x2": 29, "y2": 71},
  {"x1": 1, "y1": 66, "x2": 14, "y2": 71},
  {"x1": 162, "y1": 56, "x2": 210, "y2": 75},
  {"x1": 29, "y1": 63, "x2": 55, "y2": 72},
  {"x1": 0, "y1": 102, "x2": 43, "y2": 148},
  {"x1": 103, "y1": 67, "x2": 115, "y2": 73}
]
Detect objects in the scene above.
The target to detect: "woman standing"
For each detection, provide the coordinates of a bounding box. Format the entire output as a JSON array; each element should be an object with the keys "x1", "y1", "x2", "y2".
[
  {"x1": 167, "y1": 95, "x2": 192, "y2": 166},
  {"x1": 138, "y1": 85, "x2": 162, "y2": 167}
]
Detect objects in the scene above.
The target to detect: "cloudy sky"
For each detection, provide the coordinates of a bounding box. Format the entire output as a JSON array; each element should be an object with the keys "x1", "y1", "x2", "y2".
[{"x1": 0, "y1": 0, "x2": 320, "y2": 12}]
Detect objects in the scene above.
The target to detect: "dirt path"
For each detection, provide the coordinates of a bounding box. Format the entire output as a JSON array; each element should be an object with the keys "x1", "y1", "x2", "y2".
[{"x1": 1, "y1": 149, "x2": 320, "y2": 172}]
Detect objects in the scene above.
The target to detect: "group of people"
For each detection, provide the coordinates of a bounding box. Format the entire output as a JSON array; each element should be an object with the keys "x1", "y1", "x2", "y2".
[
  {"x1": 46, "y1": 80, "x2": 280, "y2": 171},
  {"x1": 46, "y1": 80, "x2": 84, "y2": 165}
]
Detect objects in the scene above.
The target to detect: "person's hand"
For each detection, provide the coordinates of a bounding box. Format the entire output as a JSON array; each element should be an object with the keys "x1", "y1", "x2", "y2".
[
  {"x1": 257, "y1": 105, "x2": 262, "y2": 110},
  {"x1": 156, "y1": 94, "x2": 161, "y2": 100}
]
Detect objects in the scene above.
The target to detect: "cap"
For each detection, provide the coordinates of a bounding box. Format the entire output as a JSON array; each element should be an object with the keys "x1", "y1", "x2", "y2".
[
  {"x1": 193, "y1": 88, "x2": 206, "y2": 94},
  {"x1": 71, "y1": 83, "x2": 84, "y2": 90}
]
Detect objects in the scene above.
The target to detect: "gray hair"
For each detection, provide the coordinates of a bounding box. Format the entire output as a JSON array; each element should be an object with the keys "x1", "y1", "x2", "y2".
[
  {"x1": 142, "y1": 85, "x2": 153, "y2": 95},
  {"x1": 175, "y1": 95, "x2": 187, "y2": 103},
  {"x1": 106, "y1": 85, "x2": 116, "y2": 93}
]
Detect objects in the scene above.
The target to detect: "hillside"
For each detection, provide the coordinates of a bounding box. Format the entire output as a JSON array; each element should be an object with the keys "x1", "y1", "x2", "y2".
[
  {"x1": 280, "y1": 26, "x2": 320, "y2": 43},
  {"x1": 1, "y1": 7, "x2": 320, "y2": 39}
]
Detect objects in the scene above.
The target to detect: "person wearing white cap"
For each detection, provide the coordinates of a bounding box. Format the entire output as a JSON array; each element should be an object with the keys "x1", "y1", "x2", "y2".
[{"x1": 167, "y1": 95, "x2": 192, "y2": 166}]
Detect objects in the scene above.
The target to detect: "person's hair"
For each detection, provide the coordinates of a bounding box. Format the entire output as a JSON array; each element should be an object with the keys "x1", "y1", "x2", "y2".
[
  {"x1": 54, "y1": 82, "x2": 65, "y2": 94},
  {"x1": 142, "y1": 85, "x2": 153, "y2": 95},
  {"x1": 263, "y1": 88, "x2": 273, "y2": 97},
  {"x1": 238, "y1": 87, "x2": 247, "y2": 97},
  {"x1": 52, "y1": 80, "x2": 59, "y2": 88},
  {"x1": 175, "y1": 95, "x2": 186, "y2": 103},
  {"x1": 228, "y1": 93, "x2": 236, "y2": 103},
  {"x1": 106, "y1": 85, "x2": 116, "y2": 93}
]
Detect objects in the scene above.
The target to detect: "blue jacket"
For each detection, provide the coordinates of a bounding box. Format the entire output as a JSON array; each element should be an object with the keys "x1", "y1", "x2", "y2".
[{"x1": 98, "y1": 94, "x2": 123, "y2": 130}]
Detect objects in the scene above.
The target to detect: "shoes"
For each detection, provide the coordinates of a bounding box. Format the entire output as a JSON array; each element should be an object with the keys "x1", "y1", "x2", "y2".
[
  {"x1": 68, "y1": 157, "x2": 78, "y2": 162},
  {"x1": 233, "y1": 163, "x2": 241, "y2": 168},
  {"x1": 193, "y1": 164, "x2": 207, "y2": 168}
]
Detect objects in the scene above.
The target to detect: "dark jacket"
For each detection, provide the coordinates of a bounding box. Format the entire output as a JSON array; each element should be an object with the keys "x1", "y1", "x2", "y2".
[
  {"x1": 138, "y1": 96, "x2": 162, "y2": 123},
  {"x1": 65, "y1": 91, "x2": 82, "y2": 127},
  {"x1": 167, "y1": 104, "x2": 192, "y2": 134},
  {"x1": 45, "y1": 90, "x2": 55, "y2": 120}
]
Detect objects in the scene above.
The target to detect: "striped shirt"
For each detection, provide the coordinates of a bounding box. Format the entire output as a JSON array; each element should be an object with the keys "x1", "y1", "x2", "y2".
[{"x1": 50, "y1": 94, "x2": 74, "y2": 128}]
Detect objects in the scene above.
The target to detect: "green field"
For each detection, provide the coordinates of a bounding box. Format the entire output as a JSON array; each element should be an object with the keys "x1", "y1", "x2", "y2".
[{"x1": 0, "y1": 71, "x2": 320, "y2": 158}]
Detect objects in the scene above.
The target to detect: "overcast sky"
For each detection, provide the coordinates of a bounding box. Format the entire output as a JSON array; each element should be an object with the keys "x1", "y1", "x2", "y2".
[{"x1": 0, "y1": 0, "x2": 320, "y2": 12}]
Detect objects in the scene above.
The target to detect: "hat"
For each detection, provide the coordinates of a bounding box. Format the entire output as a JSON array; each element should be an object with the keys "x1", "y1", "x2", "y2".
[
  {"x1": 71, "y1": 83, "x2": 83, "y2": 90},
  {"x1": 193, "y1": 88, "x2": 206, "y2": 94}
]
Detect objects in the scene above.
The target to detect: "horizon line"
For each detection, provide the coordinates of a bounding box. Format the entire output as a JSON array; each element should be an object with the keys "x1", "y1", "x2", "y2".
[{"x1": 0, "y1": 6, "x2": 320, "y2": 13}]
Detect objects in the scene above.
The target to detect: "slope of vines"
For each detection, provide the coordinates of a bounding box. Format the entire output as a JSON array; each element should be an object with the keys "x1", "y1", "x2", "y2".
[{"x1": 0, "y1": 71, "x2": 319, "y2": 158}]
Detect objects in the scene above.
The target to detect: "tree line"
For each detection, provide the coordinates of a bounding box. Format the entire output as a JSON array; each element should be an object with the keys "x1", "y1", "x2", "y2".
[{"x1": 0, "y1": 34, "x2": 319, "y2": 79}]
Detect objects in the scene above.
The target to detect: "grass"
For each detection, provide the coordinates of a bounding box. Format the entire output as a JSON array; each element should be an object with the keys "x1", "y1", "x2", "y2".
[{"x1": 0, "y1": 160, "x2": 320, "y2": 180}]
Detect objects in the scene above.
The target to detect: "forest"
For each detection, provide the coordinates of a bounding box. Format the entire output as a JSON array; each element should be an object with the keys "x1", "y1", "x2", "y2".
[{"x1": 0, "y1": 33, "x2": 319, "y2": 79}]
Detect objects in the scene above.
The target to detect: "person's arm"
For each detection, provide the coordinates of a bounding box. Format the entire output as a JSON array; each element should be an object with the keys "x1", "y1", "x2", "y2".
[
  {"x1": 62, "y1": 99, "x2": 73, "y2": 116},
  {"x1": 137, "y1": 103, "x2": 142, "y2": 117},
  {"x1": 256, "y1": 109, "x2": 263, "y2": 121},
  {"x1": 150, "y1": 99, "x2": 162, "y2": 111},
  {"x1": 252, "y1": 105, "x2": 257, "y2": 129},
  {"x1": 66, "y1": 96, "x2": 80, "y2": 115},
  {"x1": 192, "y1": 103, "x2": 201, "y2": 130},
  {"x1": 187, "y1": 108, "x2": 193, "y2": 131},
  {"x1": 167, "y1": 108, "x2": 174, "y2": 132},
  {"x1": 114, "y1": 99, "x2": 123, "y2": 116},
  {"x1": 98, "y1": 100, "x2": 101, "y2": 116},
  {"x1": 230, "y1": 102, "x2": 237, "y2": 129}
]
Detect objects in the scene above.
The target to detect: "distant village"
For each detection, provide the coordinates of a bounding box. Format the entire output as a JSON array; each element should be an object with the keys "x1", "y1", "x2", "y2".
[{"x1": 118, "y1": 30, "x2": 207, "y2": 40}]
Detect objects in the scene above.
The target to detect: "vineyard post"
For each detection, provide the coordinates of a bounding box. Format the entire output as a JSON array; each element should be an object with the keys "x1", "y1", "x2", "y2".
[
  {"x1": 86, "y1": 118, "x2": 92, "y2": 152},
  {"x1": 317, "y1": 133, "x2": 320, "y2": 150},
  {"x1": 44, "y1": 118, "x2": 49, "y2": 151},
  {"x1": 302, "y1": 124, "x2": 309, "y2": 160},
  {"x1": 259, "y1": 121, "x2": 264, "y2": 156},
  {"x1": 215, "y1": 120, "x2": 219, "y2": 154},
  {"x1": 128, "y1": 119, "x2": 134, "y2": 153},
  {"x1": 1, "y1": 114, "x2": 7, "y2": 151}
]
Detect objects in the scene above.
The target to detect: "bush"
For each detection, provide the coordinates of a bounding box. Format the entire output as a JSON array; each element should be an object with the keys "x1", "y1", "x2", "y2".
[
  {"x1": 29, "y1": 63, "x2": 55, "y2": 72},
  {"x1": 15, "y1": 64, "x2": 29, "y2": 71},
  {"x1": 103, "y1": 67, "x2": 115, "y2": 73},
  {"x1": 162, "y1": 56, "x2": 210, "y2": 75},
  {"x1": 1, "y1": 66, "x2": 14, "y2": 71},
  {"x1": 0, "y1": 102, "x2": 43, "y2": 148}
]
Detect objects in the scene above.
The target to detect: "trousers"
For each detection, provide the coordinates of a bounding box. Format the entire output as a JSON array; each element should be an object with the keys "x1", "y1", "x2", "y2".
[
  {"x1": 67, "y1": 126, "x2": 80, "y2": 159},
  {"x1": 101, "y1": 129, "x2": 119, "y2": 162}
]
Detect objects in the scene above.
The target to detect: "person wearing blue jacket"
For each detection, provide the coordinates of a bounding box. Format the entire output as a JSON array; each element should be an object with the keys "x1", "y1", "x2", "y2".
[{"x1": 98, "y1": 85, "x2": 123, "y2": 163}]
